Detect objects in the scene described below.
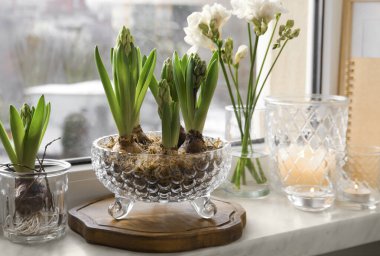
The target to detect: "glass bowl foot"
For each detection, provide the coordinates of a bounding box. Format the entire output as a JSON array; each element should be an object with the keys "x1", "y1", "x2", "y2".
[
  {"x1": 190, "y1": 196, "x2": 216, "y2": 219},
  {"x1": 108, "y1": 196, "x2": 134, "y2": 220}
]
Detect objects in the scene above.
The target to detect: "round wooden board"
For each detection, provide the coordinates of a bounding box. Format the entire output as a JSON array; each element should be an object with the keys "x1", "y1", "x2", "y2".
[{"x1": 68, "y1": 196, "x2": 246, "y2": 253}]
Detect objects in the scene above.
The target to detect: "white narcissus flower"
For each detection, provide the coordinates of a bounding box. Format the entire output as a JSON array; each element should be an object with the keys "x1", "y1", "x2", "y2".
[
  {"x1": 231, "y1": 0, "x2": 287, "y2": 23},
  {"x1": 184, "y1": 3, "x2": 231, "y2": 52},
  {"x1": 234, "y1": 45, "x2": 248, "y2": 65}
]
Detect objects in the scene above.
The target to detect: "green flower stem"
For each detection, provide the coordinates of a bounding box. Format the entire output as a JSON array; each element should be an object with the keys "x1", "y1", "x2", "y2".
[
  {"x1": 245, "y1": 24, "x2": 258, "y2": 112},
  {"x1": 231, "y1": 40, "x2": 289, "y2": 188},
  {"x1": 217, "y1": 47, "x2": 245, "y2": 139},
  {"x1": 248, "y1": 16, "x2": 280, "y2": 120},
  {"x1": 256, "y1": 158, "x2": 267, "y2": 183},
  {"x1": 252, "y1": 39, "x2": 289, "y2": 111},
  {"x1": 242, "y1": 161, "x2": 247, "y2": 184},
  {"x1": 227, "y1": 63, "x2": 244, "y2": 121},
  {"x1": 232, "y1": 157, "x2": 266, "y2": 188}
]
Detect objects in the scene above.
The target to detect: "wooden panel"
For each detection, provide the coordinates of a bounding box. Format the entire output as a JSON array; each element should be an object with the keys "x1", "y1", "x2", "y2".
[
  {"x1": 68, "y1": 197, "x2": 246, "y2": 253},
  {"x1": 346, "y1": 58, "x2": 380, "y2": 145},
  {"x1": 338, "y1": 0, "x2": 380, "y2": 95}
]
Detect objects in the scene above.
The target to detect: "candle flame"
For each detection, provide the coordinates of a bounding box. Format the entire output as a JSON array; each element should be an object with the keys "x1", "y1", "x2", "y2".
[
  {"x1": 310, "y1": 187, "x2": 315, "y2": 193},
  {"x1": 354, "y1": 183, "x2": 359, "y2": 190}
]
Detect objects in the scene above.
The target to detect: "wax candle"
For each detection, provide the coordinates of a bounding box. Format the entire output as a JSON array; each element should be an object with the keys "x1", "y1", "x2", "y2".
[
  {"x1": 285, "y1": 185, "x2": 335, "y2": 211},
  {"x1": 277, "y1": 145, "x2": 335, "y2": 186},
  {"x1": 343, "y1": 183, "x2": 370, "y2": 203}
]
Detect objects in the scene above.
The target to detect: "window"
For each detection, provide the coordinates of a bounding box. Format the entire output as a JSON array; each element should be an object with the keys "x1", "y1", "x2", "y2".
[{"x1": 0, "y1": 0, "x2": 311, "y2": 161}]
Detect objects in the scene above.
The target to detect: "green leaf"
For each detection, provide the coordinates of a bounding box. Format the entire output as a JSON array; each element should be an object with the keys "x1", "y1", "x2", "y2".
[
  {"x1": 39, "y1": 102, "x2": 51, "y2": 147},
  {"x1": 149, "y1": 75, "x2": 159, "y2": 102},
  {"x1": 172, "y1": 52, "x2": 190, "y2": 130},
  {"x1": 115, "y1": 45, "x2": 131, "y2": 134},
  {"x1": 170, "y1": 102, "x2": 180, "y2": 147},
  {"x1": 23, "y1": 96, "x2": 46, "y2": 170},
  {"x1": 134, "y1": 49, "x2": 157, "y2": 118},
  {"x1": 162, "y1": 103, "x2": 172, "y2": 148},
  {"x1": 181, "y1": 54, "x2": 188, "y2": 78},
  {"x1": 0, "y1": 121, "x2": 17, "y2": 165},
  {"x1": 9, "y1": 105, "x2": 25, "y2": 163},
  {"x1": 111, "y1": 48, "x2": 121, "y2": 106},
  {"x1": 95, "y1": 46, "x2": 123, "y2": 134},
  {"x1": 137, "y1": 47, "x2": 143, "y2": 75},
  {"x1": 185, "y1": 57, "x2": 195, "y2": 128},
  {"x1": 194, "y1": 56, "x2": 219, "y2": 132}
]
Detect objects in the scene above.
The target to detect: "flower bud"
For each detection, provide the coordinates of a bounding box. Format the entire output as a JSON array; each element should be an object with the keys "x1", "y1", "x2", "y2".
[
  {"x1": 234, "y1": 45, "x2": 248, "y2": 65},
  {"x1": 286, "y1": 20, "x2": 294, "y2": 28},
  {"x1": 222, "y1": 37, "x2": 233, "y2": 64},
  {"x1": 157, "y1": 79, "x2": 172, "y2": 118},
  {"x1": 116, "y1": 26, "x2": 134, "y2": 56},
  {"x1": 192, "y1": 54, "x2": 207, "y2": 89},
  {"x1": 161, "y1": 58, "x2": 174, "y2": 84},
  {"x1": 20, "y1": 104, "x2": 33, "y2": 128}
]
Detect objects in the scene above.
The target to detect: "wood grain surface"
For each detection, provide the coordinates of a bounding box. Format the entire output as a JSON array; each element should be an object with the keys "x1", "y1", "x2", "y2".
[{"x1": 68, "y1": 196, "x2": 246, "y2": 253}]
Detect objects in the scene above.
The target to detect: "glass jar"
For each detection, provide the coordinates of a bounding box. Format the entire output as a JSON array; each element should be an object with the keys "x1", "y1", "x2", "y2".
[
  {"x1": 265, "y1": 95, "x2": 349, "y2": 211},
  {"x1": 224, "y1": 106, "x2": 270, "y2": 198},
  {"x1": 336, "y1": 146, "x2": 380, "y2": 210},
  {"x1": 0, "y1": 159, "x2": 70, "y2": 243}
]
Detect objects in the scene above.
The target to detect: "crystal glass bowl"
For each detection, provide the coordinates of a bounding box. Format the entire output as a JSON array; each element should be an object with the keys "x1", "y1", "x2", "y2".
[{"x1": 91, "y1": 133, "x2": 231, "y2": 219}]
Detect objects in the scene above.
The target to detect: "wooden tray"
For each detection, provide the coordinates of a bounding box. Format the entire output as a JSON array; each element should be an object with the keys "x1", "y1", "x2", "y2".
[{"x1": 68, "y1": 196, "x2": 246, "y2": 253}]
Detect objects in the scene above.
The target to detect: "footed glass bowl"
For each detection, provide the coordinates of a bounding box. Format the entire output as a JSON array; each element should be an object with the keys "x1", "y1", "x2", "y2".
[{"x1": 91, "y1": 133, "x2": 231, "y2": 219}]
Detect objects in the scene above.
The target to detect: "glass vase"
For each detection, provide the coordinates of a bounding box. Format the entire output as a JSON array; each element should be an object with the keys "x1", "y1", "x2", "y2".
[
  {"x1": 265, "y1": 95, "x2": 349, "y2": 211},
  {"x1": 0, "y1": 159, "x2": 70, "y2": 243},
  {"x1": 224, "y1": 106, "x2": 270, "y2": 198}
]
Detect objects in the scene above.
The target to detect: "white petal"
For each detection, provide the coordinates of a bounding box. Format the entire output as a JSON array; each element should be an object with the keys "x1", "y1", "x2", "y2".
[{"x1": 187, "y1": 45, "x2": 199, "y2": 54}]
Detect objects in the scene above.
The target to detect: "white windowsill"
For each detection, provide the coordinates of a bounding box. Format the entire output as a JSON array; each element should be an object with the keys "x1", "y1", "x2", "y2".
[{"x1": 1, "y1": 164, "x2": 380, "y2": 256}]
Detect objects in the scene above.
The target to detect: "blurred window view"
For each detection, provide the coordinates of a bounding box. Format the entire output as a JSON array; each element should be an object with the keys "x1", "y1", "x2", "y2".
[{"x1": 0, "y1": 0, "x2": 258, "y2": 161}]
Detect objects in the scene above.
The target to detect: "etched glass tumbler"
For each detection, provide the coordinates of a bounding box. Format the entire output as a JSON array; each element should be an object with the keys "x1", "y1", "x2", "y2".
[{"x1": 265, "y1": 95, "x2": 349, "y2": 211}]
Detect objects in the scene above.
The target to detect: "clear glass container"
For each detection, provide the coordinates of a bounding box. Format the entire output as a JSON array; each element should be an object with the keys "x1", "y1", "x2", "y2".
[
  {"x1": 336, "y1": 146, "x2": 380, "y2": 210},
  {"x1": 0, "y1": 159, "x2": 70, "y2": 243},
  {"x1": 91, "y1": 132, "x2": 231, "y2": 219},
  {"x1": 265, "y1": 95, "x2": 349, "y2": 211},
  {"x1": 224, "y1": 106, "x2": 269, "y2": 198}
]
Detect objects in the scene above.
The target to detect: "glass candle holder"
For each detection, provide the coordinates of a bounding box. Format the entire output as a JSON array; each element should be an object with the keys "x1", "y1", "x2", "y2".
[
  {"x1": 336, "y1": 146, "x2": 380, "y2": 210},
  {"x1": 265, "y1": 95, "x2": 349, "y2": 212}
]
